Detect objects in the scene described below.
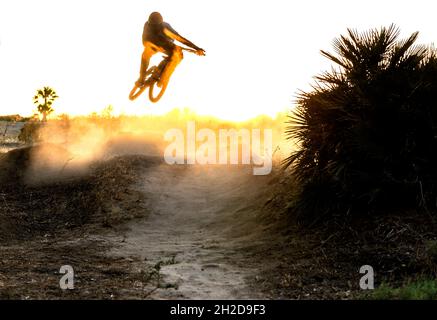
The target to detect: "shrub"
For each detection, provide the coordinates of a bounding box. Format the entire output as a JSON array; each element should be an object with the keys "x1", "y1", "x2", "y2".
[
  {"x1": 366, "y1": 279, "x2": 437, "y2": 300},
  {"x1": 18, "y1": 121, "x2": 43, "y2": 144},
  {"x1": 285, "y1": 25, "x2": 437, "y2": 223}
]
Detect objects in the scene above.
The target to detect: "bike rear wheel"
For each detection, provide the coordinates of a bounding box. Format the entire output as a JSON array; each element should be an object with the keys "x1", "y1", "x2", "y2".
[
  {"x1": 129, "y1": 85, "x2": 146, "y2": 101},
  {"x1": 129, "y1": 66, "x2": 158, "y2": 101}
]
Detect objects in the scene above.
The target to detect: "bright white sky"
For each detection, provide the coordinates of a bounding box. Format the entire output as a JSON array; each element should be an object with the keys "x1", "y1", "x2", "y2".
[{"x1": 0, "y1": 0, "x2": 436, "y2": 120}]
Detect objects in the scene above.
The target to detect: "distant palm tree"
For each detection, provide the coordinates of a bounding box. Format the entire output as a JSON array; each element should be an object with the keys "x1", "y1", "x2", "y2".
[
  {"x1": 33, "y1": 86, "x2": 59, "y2": 122},
  {"x1": 285, "y1": 25, "x2": 437, "y2": 223}
]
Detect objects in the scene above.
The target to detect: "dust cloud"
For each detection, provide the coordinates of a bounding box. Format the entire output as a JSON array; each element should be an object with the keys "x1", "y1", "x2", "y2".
[{"x1": 25, "y1": 108, "x2": 291, "y2": 184}]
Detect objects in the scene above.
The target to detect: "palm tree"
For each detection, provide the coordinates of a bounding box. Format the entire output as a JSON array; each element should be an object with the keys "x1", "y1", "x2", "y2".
[
  {"x1": 285, "y1": 25, "x2": 437, "y2": 223},
  {"x1": 33, "y1": 86, "x2": 59, "y2": 122}
]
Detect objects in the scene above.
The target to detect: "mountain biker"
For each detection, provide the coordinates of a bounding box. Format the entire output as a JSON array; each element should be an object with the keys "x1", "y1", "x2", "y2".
[{"x1": 135, "y1": 12, "x2": 205, "y2": 89}]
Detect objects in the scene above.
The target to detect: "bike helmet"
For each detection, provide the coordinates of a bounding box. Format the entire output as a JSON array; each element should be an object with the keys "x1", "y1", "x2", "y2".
[{"x1": 148, "y1": 12, "x2": 163, "y2": 24}]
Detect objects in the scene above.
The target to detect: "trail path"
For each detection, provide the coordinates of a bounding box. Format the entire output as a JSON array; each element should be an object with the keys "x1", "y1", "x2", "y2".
[{"x1": 109, "y1": 163, "x2": 275, "y2": 299}]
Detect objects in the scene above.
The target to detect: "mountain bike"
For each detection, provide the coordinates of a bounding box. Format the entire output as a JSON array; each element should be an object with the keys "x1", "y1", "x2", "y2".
[{"x1": 129, "y1": 47, "x2": 199, "y2": 103}]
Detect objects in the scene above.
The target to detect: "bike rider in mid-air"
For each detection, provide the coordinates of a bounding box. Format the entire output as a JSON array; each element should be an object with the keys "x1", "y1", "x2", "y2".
[{"x1": 135, "y1": 12, "x2": 205, "y2": 89}]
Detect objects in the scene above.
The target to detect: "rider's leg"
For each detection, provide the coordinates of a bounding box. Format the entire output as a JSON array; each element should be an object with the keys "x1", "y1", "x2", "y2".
[
  {"x1": 136, "y1": 43, "x2": 156, "y2": 86},
  {"x1": 158, "y1": 46, "x2": 184, "y2": 88}
]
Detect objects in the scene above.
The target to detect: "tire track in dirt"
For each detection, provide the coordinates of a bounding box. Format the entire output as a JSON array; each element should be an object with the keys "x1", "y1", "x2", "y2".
[{"x1": 108, "y1": 163, "x2": 273, "y2": 299}]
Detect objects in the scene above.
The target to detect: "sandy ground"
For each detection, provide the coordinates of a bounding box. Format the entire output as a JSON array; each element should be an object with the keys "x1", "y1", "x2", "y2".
[
  {"x1": 0, "y1": 140, "x2": 286, "y2": 299},
  {"x1": 106, "y1": 163, "x2": 277, "y2": 299}
]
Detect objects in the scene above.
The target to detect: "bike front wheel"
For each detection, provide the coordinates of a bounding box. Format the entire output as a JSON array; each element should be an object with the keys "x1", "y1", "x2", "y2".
[{"x1": 148, "y1": 80, "x2": 168, "y2": 103}]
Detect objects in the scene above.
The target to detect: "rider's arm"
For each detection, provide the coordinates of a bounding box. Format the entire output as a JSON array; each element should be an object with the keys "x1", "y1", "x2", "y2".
[{"x1": 163, "y1": 23, "x2": 202, "y2": 51}]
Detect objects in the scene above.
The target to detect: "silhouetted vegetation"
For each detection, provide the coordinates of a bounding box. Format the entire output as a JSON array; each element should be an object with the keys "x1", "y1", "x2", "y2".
[
  {"x1": 33, "y1": 86, "x2": 59, "y2": 122},
  {"x1": 0, "y1": 115, "x2": 32, "y2": 122},
  {"x1": 365, "y1": 279, "x2": 437, "y2": 300},
  {"x1": 18, "y1": 121, "x2": 42, "y2": 144},
  {"x1": 286, "y1": 25, "x2": 437, "y2": 223}
]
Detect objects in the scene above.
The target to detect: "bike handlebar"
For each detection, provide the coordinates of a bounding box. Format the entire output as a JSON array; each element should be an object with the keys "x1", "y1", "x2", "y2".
[
  {"x1": 181, "y1": 47, "x2": 197, "y2": 53},
  {"x1": 181, "y1": 47, "x2": 205, "y2": 56}
]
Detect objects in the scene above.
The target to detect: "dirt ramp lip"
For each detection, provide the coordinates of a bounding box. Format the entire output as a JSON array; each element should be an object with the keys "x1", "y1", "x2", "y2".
[
  {"x1": 0, "y1": 144, "x2": 72, "y2": 185},
  {"x1": 0, "y1": 151, "x2": 161, "y2": 243}
]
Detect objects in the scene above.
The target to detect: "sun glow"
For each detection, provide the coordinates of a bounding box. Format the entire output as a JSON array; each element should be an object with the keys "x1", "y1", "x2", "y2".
[{"x1": 1, "y1": 0, "x2": 436, "y2": 121}]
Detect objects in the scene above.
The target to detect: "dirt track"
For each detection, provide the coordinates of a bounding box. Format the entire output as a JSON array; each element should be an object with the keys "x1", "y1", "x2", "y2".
[
  {"x1": 0, "y1": 147, "x2": 286, "y2": 299},
  {"x1": 106, "y1": 164, "x2": 275, "y2": 299},
  {"x1": 0, "y1": 150, "x2": 362, "y2": 299}
]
